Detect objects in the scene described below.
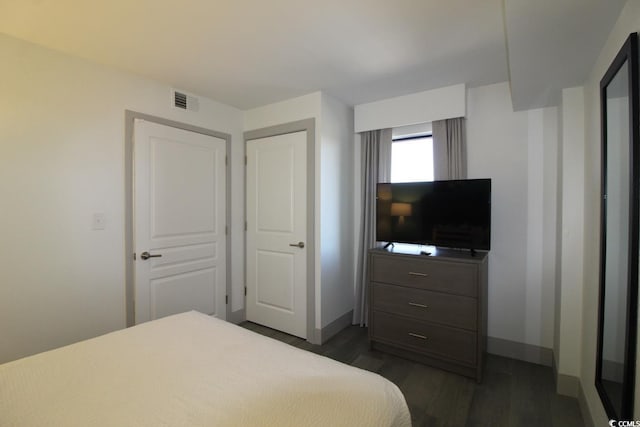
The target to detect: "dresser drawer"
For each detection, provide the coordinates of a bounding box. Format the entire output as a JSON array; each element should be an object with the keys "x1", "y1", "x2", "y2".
[
  {"x1": 371, "y1": 282, "x2": 477, "y2": 330},
  {"x1": 371, "y1": 311, "x2": 476, "y2": 365},
  {"x1": 370, "y1": 254, "x2": 477, "y2": 297}
]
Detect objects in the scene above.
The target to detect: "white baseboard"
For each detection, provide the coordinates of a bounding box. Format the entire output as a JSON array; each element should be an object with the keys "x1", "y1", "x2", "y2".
[
  {"x1": 577, "y1": 379, "x2": 595, "y2": 427},
  {"x1": 313, "y1": 310, "x2": 354, "y2": 344},
  {"x1": 556, "y1": 373, "x2": 580, "y2": 397},
  {"x1": 227, "y1": 309, "x2": 246, "y2": 324},
  {"x1": 230, "y1": 308, "x2": 352, "y2": 346},
  {"x1": 487, "y1": 336, "x2": 554, "y2": 366}
]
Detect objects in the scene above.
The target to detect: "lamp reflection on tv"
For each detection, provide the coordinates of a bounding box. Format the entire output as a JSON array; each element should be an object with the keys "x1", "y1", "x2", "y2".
[{"x1": 391, "y1": 202, "x2": 412, "y2": 225}]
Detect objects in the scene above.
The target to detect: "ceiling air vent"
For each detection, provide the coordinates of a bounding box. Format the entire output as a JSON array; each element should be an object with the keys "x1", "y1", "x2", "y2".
[
  {"x1": 172, "y1": 90, "x2": 200, "y2": 112},
  {"x1": 174, "y1": 91, "x2": 187, "y2": 109}
]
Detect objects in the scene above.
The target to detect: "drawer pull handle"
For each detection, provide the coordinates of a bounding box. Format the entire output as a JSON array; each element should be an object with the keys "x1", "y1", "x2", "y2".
[
  {"x1": 408, "y1": 272, "x2": 428, "y2": 277},
  {"x1": 408, "y1": 332, "x2": 428, "y2": 340},
  {"x1": 408, "y1": 302, "x2": 428, "y2": 309}
]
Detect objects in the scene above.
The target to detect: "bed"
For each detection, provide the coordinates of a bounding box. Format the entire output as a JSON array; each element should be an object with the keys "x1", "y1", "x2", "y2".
[{"x1": 0, "y1": 311, "x2": 411, "y2": 426}]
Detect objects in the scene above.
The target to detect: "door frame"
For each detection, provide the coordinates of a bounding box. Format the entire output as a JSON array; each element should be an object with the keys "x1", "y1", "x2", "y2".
[
  {"x1": 244, "y1": 118, "x2": 317, "y2": 344},
  {"x1": 124, "y1": 110, "x2": 232, "y2": 327}
]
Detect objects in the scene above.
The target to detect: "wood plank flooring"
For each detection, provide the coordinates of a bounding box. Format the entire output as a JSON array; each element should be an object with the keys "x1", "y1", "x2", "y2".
[{"x1": 240, "y1": 322, "x2": 584, "y2": 427}]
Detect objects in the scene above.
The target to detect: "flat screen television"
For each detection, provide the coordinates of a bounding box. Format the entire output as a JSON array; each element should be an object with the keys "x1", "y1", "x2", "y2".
[{"x1": 376, "y1": 179, "x2": 491, "y2": 250}]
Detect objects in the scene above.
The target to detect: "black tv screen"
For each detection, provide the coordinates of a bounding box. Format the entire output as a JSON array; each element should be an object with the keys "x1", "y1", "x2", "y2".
[{"x1": 376, "y1": 179, "x2": 491, "y2": 250}]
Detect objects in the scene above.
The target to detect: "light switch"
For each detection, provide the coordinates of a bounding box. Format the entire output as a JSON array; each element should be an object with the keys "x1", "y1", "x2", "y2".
[{"x1": 92, "y1": 213, "x2": 106, "y2": 230}]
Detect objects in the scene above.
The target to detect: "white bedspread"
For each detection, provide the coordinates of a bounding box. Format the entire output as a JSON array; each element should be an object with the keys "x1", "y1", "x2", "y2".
[{"x1": 0, "y1": 311, "x2": 411, "y2": 426}]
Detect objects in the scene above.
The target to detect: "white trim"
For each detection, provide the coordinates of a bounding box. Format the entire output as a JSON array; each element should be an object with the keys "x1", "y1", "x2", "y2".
[
  {"x1": 355, "y1": 84, "x2": 466, "y2": 133},
  {"x1": 392, "y1": 122, "x2": 433, "y2": 139},
  {"x1": 124, "y1": 110, "x2": 232, "y2": 327}
]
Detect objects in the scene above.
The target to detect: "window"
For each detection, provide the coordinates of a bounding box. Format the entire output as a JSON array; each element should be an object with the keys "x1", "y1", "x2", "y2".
[{"x1": 390, "y1": 135, "x2": 434, "y2": 183}]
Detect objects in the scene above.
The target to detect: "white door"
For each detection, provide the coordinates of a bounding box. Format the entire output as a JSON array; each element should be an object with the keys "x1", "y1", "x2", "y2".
[
  {"x1": 246, "y1": 131, "x2": 307, "y2": 338},
  {"x1": 134, "y1": 119, "x2": 226, "y2": 324}
]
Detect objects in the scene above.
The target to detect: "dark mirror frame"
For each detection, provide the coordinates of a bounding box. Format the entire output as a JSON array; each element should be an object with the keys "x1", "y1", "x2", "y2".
[{"x1": 596, "y1": 32, "x2": 640, "y2": 421}]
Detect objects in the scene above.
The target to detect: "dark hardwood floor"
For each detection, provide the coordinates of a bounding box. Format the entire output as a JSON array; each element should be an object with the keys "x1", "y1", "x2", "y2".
[{"x1": 240, "y1": 322, "x2": 584, "y2": 427}]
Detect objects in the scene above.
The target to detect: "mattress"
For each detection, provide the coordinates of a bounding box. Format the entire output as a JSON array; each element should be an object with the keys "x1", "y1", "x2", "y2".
[{"x1": 0, "y1": 311, "x2": 411, "y2": 427}]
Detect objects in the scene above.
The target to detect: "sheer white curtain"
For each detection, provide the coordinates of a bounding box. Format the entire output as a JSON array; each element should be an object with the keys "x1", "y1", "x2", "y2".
[
  {"x1": 353, "y1": 129, "x2": 391, "y2": 326},
  {"x1": 432, "y1": 117, "x2": 467, "y2": 180}
]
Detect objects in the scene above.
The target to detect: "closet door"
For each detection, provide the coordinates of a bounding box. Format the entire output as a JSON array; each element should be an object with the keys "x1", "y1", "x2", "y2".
[{"x1": 246, "y1": 131, "x2": 307, "y2": 338}]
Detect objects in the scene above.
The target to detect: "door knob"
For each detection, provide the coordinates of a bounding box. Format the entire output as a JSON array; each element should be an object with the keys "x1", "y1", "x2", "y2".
[
  {"x1": 140, "y1": 251, "x2": 162, "y2": 260},
  {"x1": 289, "y1": 242, "x2": 305, "y2": 249}
]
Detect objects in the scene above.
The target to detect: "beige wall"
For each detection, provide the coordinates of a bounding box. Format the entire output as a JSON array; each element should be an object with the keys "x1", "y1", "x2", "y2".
[
  {"x1": 319, "y1": 94, "x2": 355, "y2": 327},
  {"x1": 556, "y1": 87, "x2": 586, "y2": 380},
  {"x1": 578, "y1": 0, "x2": 640, "y2": 423},
  {"x1": 353, "y1": 81, "x2": 560, "y2": 352},
  {"x1": 467, "y1": 82, "x2": 558, "y2": 351},
  {"x1": 0, "y1": 34, "x2": 243, "y2": 363}
]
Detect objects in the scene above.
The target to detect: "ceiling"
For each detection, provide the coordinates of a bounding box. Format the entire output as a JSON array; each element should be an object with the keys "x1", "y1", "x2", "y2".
[{"x1": 0, "y1": 0, "x2": 627, "y2": 110}]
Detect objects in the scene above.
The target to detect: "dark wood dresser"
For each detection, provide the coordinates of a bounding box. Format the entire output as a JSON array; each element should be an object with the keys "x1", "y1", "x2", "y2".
[{"x1": 368, "y1": 247, "x2": 488, "y2": 382}]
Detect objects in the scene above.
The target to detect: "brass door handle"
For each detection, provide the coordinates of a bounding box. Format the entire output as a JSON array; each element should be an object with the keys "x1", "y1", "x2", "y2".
[
  {"x1": 289, "y1": 242, "x2": 305, "y2": 249},
  {"x1": 140, "y1": 251, "x2": 162, "y2": 260}
]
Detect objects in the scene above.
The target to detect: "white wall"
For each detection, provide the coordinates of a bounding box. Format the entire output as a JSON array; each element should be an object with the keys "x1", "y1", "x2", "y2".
[
  {"x1": 0, "y1": 34, "x2": 244, "y2": 363},
  {"x1": 467, "y1": 83, "x2": 528, "y2": 345},
  {"x1": 243, "y1": 93, "x2": 322, "y2": 132},
  {"x1": 554, "y1": 103, "x2": 564, "y2": 371},
  {"x1": 542, "y1": 106, "x2": 560, "y2": 357},
  {"x1": 577, "y1": 0, "x2": 640, "y2": 423},
  {"x1": 530, "y1": 107, "x2": 559, "y2": 351},
  {"x1": 467, "y1": 82, "x2": 557, "y2": 350},
  {"x1": 320, "y1": 94, "x2": 355, "y2": 327},
  {"x1": 556, "y1": 87, "x2": 586, "y2": 381}
]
